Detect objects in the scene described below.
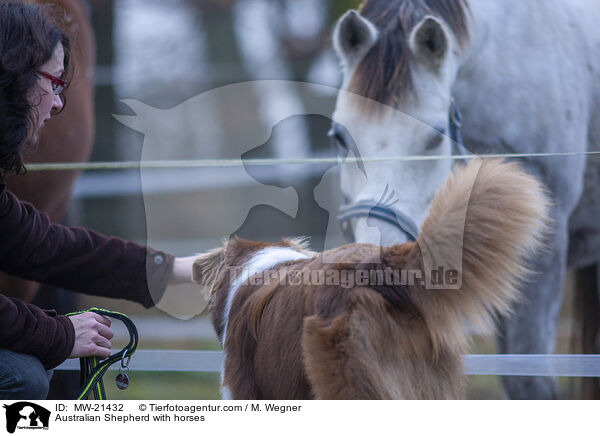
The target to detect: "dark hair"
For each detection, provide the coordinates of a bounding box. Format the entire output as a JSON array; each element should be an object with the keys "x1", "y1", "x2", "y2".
[
  {"x1": 0, "y1": 2, "x2": 71, "y2": 177},
  {"x1": 351, "y1": 0, "x2": 469, "y2": 109}
]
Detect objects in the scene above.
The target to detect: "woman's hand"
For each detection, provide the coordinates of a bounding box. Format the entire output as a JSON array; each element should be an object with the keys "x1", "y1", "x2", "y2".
[
  {"x1": 162, "y1": 255, "x2": 210, "y2": 318},
  {"x1": 169, "y1": 255, "x2": 198, "y2": 285},
  {"x1": 68, "y1": 312, "x2": 114, "y2": 359}
]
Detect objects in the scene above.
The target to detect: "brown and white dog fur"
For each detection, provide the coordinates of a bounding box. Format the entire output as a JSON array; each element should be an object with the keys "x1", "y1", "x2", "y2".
[{"x1": 193, "y1": 159, "x2": 550, "y2": 400}]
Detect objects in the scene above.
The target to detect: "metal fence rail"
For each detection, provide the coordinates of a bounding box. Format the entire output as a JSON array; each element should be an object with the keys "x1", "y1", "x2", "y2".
[{"x1": 55, "y1": 351, "x2": 600, "y2": 377}]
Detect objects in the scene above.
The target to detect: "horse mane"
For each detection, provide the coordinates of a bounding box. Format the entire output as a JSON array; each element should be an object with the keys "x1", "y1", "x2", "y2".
[{"x1": 350, "y1": 0, "x2": 470, "y2": 107}]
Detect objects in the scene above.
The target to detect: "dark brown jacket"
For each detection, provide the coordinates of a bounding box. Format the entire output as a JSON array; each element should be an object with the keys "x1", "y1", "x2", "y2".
[{"x1": 0, "y1": 183, "x2": 174, "y2": 369}]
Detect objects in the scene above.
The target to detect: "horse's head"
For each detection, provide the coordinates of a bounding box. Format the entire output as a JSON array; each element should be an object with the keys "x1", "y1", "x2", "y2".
[{"x1": 331, "y1": 1, "x2": 470, "y2": 245}]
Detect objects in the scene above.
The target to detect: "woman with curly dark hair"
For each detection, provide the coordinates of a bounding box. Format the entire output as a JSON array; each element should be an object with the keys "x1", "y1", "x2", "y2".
[
  {"x1": 0, "y1": 1, "x2": 71, "y2": 176},
  {"x1": 0, "y1": 2, "x2": 197, "y2": 400}
]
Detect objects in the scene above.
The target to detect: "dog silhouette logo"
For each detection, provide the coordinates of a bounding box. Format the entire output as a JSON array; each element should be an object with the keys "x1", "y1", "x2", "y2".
[{"x1": 3, "y1": 402, "x2": 50, "y2": 433}]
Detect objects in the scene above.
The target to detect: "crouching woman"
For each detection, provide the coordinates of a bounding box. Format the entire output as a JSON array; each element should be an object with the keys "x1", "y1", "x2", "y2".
[{"x1": 0, "y1": 2, "x2": 195, "y2": 399}]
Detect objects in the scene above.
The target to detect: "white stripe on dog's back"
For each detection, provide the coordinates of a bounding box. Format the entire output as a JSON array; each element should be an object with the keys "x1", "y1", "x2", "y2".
[{"x1": 221, "y1": 247, "x2": 310, "y2": 347}]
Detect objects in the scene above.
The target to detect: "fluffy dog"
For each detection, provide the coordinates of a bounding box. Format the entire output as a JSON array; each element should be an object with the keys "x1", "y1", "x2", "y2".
[{"x1": 193, "y1": 159, "x2": 550, "y2": 399}]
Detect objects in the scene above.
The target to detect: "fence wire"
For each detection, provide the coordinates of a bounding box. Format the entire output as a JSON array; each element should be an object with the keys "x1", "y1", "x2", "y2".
[{"x1": 25, "y1": 150, "x2": 600, "y2": 172}]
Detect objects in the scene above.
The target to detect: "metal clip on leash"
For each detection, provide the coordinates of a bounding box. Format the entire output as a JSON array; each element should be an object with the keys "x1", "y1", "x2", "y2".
[{"x1": 66, "y1": 307, "x2": 139, "y2": 400}]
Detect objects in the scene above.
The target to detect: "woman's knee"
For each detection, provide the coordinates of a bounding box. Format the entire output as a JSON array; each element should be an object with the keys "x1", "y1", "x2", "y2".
[{"x1": 0, "y1": 351, "x2": 51, "y2": 400}]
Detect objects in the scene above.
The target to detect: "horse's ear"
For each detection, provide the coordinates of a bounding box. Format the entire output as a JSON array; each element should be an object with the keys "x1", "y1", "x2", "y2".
[
  {"x1": 333, "y1": 10, "x2": 378, "y2": 72},
  {"x1": 409, "y1": 16, "x2": 449, "y2": 70}
]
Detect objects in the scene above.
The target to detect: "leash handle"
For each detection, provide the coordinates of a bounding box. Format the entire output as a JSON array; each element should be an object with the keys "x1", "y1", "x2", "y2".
[{"x1": 66, "y1": 308, "x2": 138, "y2": 400}]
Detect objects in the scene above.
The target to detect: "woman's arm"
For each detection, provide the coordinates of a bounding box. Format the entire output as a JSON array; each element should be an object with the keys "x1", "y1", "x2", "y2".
[
  {"x1": 0, "y1": 293, "x2": 74, "y2": 369},
  {"x1": 0, "y1": 185, "x2": 173, "y2": 307}
]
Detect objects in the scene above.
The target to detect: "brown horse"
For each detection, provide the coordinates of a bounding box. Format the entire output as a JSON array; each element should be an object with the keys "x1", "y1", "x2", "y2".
[{"x1": 0, "y1": 0, "x2": 95, "y2": 303}]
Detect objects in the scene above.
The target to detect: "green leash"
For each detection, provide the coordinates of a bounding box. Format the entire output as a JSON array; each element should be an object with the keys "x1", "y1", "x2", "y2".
[{"x1": 66, "y1": 308, "x2": 139, "y2": 400}]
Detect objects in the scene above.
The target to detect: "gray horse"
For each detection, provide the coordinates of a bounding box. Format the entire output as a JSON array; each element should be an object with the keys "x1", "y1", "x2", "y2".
[{"x1": 330, "y1": 0, "x2": 600, "y2": 399}]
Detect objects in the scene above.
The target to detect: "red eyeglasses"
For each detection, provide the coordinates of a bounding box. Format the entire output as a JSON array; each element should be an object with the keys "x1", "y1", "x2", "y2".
[{"x1": 37, "y1": 71, "x2": 67, "y2": 95}]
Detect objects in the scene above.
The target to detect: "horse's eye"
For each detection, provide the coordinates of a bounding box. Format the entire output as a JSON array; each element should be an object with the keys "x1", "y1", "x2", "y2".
[
  {"x1": 328, "y1": 128, "x2": 348, "y2": 151},
  {"x1": 425, "y1": 128, "x2": 446, "y2": 152}
]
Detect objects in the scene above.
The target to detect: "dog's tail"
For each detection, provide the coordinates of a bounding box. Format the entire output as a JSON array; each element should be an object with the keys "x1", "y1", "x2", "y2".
[
  {"x1": 301, "y1": 159, "x2": 550, "y2": 398},
  {"x1": 379, "y1": 158, "x2": 550, "y2": 354},
  {"x1": 416, "y1": 158, "x2": 550, "y2": 337}
]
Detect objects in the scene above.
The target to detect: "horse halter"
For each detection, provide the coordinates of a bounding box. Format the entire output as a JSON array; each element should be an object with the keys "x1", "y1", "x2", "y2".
[{"x1": 337, "y1": 99, "x2": 470, "y2": 242}]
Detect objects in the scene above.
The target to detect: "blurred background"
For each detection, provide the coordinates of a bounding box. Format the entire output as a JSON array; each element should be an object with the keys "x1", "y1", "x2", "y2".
[
  {"x1": 63, "y1": 0, "x2": 361, "y2": 309},
  {"x1": 79, "y1": 0, "x2": 359, "y2": 254}
]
